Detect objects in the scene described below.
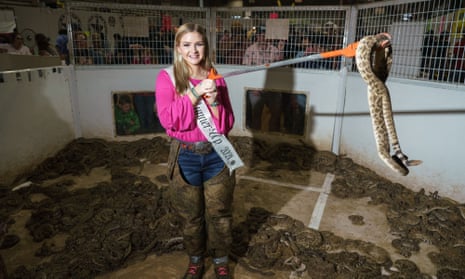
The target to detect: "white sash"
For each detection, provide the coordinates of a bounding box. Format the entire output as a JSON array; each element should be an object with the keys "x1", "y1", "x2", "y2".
[
  {"x1": 194, "y1": 100, "x2": 244, "y2": 171},
  {"x1": 164, "y1": 67, "x2": 244, "y2": 171}
]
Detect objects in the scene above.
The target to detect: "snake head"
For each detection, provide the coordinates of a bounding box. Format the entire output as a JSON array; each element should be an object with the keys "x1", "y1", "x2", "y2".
[{"x1": 375, "y1": 33, "x2": 392, "y2": 48}]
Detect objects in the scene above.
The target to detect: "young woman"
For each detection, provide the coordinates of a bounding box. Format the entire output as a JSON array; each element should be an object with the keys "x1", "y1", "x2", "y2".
[{"x1": 155, "y1": 22, "x2": 236, "y2": 279}]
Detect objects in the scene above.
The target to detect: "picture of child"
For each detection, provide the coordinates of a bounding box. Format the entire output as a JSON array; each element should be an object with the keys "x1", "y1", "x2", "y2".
[{"x1": 115, "y1": 94, "x2": 141, "y2": 135}]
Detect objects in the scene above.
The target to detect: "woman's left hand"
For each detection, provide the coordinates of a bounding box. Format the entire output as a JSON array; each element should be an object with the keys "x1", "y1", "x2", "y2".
[
  {"x1": 202, "y1": 79, "x2": 217, "y2": 106},
  {"x1": 204, "y1": 90, "x2": 218, "y2": 106}
]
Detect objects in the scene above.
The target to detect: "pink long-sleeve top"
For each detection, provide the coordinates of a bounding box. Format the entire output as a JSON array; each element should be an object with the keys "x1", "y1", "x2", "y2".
[{"x1": 155, "y1": 68, "x2": 235, "y2": 142}]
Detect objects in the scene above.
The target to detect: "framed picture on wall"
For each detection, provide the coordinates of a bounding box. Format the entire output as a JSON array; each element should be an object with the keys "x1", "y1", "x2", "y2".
[
  {"x1": 112, "y1": 91, "x2": 165, "y2": 136},
  {"x1": 245, "y1": 88, "x2": 307, "y2": 136}
]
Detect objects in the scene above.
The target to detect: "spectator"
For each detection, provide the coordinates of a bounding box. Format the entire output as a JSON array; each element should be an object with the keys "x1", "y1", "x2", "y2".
[
  {"x1": 320, "y1": 21, "x2": 342, "y2": 69},
  {"x1": 156, "y1": 28, "x2": 174, "y2": 64},
  {"x1": 419, "y1": 30, "x2": 436, "y2": 77},
  {"x1": 242, "y1": 26, "x2": 283, "y2": 65},
  {"x1": 143, "y1": 47, "x2": 154, "y2": 64},
  {"x1": 224, "y1": 30, "x2": 247, "y2": 65},
  {"x1": 90, "y1": 32, "x2": 110, "y2": 64},
  {"x1": 243, "y1": 26, "x2": 283, "y2": 132},
  {"x1": 112, "y1": 33, "x2": 128, "y2": 64},
  {"x1": 0, "y1": 33, "x2": 32, "y2": 55},
  {"x1": 452, "y1": 33, "x2": 465, "y2": 83},
  {"x1": 73, "y1": 31, "x2": 93, "y2": 65},
  {"x1": 55, "y1": 29, "x2": 69, "y2": 64},
  {"x1": 284, "y1": 25, "x2": 300, "y2": 60},
  {"x1": 295, "y1": 35, "x2": 322, "y2": 68},
  {"x1": 217, "y1": 29, "x2": 232, "y2": 64},
  {"x1": 129, "y1": 44, "x2": 154, "y2": 64},
  {"x1": 35, "y1": 33, "x2": 57, "y2": 56},
  {"x1": 430, "y1": 30, "x2": 450, "y2": 81}
]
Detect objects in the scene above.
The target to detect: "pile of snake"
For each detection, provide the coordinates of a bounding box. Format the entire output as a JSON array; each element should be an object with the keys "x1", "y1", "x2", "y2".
[
  {"x1": 0, "y1": 137, "x2": 464, "y2": 278},
  {"x1": 355, "y1": 33, "x2": 422, "y2": 175}
]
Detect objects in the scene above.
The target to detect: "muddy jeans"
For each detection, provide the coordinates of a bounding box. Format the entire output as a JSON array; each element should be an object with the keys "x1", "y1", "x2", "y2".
[{"x1": 167, "y1": 140, "x2": 235, "y2": 258}]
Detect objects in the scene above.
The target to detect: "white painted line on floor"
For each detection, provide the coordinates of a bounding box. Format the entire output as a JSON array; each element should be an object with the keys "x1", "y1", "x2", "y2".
[
  {"x1": 238, "y1": 175, "x2": 326, "y2": 192},
  {"x1": 158, "y1": 164, "x2": 324, "y2": 193},
  {"x1": 165, "y1": 163, "x2": 335, "y2": 230},
  {"x1": 308, "y1": 173, "x2": 334, "y2": 230}
]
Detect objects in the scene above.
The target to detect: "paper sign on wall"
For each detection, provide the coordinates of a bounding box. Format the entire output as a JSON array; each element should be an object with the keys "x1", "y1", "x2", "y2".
[
  {"x1": 123, "y1": 16, "x2": 149, "y2": 37},
  {"x1": 0, "y1": 8, "x2": 16, "y2": 33},
  {"x1": 265, "y1": 18, "x2": 289, "y2": 40}
]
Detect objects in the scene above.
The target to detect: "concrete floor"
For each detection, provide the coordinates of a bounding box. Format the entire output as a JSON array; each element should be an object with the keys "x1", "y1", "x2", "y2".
[{"x1": 1, "y1": 161, "x2": 438, "y2": 278}]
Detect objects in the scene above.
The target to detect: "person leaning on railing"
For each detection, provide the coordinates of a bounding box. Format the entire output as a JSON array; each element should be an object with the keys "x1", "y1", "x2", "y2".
[
  {"x1": 73, "y1": 31, "x2": 93, "y2": 65},
  {"x1": 0, "y1": 33, "x2": 32, "y2": 55},
  {"x1": 55, "y1": 29, "x2": 69, "y2": 64},
  {"x1": 35, "y1": 33, "x2": 58, "y2": 56}
]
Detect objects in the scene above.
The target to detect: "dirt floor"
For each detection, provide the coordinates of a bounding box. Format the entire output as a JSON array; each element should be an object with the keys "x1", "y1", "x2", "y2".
[{"x1": 1, "y1": 137, "x2": 463, "y2": 279}]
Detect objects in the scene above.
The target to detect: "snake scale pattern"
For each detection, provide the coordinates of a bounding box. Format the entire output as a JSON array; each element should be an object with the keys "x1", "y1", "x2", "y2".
[{"x1": 355, "y1": 33, "x2": 421, "y2": 176}]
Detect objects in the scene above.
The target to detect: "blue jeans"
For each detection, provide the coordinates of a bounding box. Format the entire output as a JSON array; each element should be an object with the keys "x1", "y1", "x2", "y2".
[{"x1": 177, "y1": 149, "x2": 225, "y2": 186}]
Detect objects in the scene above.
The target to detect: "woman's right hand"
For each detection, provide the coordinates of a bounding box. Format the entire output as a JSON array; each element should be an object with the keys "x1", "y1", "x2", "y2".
[{"x1": 195, "y1": 79, "x2": 217, "y2": 97}]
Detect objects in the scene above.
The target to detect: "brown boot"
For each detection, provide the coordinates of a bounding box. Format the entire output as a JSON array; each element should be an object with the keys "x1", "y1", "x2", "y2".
[
  {"x1": 213, "y1": 262, "x2": 231, "y2": 279},
  {"x1": 182, "y1": 260, "x2": 204, "y2": 279}
]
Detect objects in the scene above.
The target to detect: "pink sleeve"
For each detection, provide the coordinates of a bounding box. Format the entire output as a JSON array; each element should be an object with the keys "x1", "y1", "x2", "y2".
[
  {"x1": 213, "y1": 78, "x2": 235, "y2": 134},
  {"x1": 155, "y1": 70, "x2": 235, "y2": 141},
  {"x1": 155, "y1": 70, "x2": 197, "y2": 132}
]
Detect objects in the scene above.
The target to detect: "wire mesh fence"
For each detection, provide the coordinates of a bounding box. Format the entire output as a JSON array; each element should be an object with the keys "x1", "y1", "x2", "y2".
[
  {"x1": 67, "y1": 3, "x2": 207, "y2": 65},
  {"x1": 213, "y1": 6, "x2": 348, "y2": 70},
  {"x1": 355, "y1": 0, "x2": 465, "y2": 83},
  {"x1": 67, "y1": 0, "x2": 465, "y2": 84}
]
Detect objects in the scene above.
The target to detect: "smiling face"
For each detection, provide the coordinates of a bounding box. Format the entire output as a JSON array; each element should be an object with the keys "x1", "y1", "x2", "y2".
[
  {"x1": 176, "y1": 31, "x2": 205, "y2": 67},
  {"x1": 172, "y1": 23, "x2": 212, "y2": 93}
]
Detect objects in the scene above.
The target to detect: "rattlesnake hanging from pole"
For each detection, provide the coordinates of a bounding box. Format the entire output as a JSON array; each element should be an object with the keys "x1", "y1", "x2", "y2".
[{"x1": 355, "y1": 33, "x2": 422, "y2": 176}]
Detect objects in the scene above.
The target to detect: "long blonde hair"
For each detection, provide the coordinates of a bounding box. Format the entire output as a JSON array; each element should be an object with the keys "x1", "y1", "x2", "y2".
[{"x1": 173, "y1": 23, "x2": 213, "y2": 94}]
